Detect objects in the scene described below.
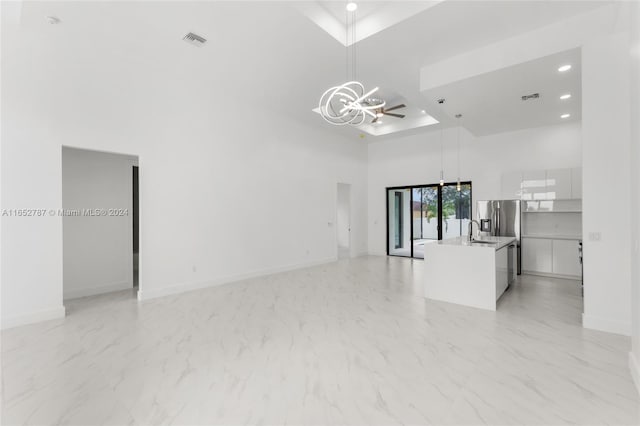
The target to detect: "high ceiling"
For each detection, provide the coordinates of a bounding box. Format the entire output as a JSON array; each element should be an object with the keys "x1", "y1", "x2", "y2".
[{"x1": 2, "y1": 1, "x2": 615, "y2": 140}]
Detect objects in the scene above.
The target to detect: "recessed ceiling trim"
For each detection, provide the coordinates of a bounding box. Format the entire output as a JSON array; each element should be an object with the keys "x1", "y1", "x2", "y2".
[{"x1": 294, "y1": 1, "x2": 444, "y2": 46}]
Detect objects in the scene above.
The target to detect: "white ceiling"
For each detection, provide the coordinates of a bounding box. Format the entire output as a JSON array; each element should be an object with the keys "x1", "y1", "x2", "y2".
[
  {"x1": 3, "y1": 1, "x2": 615, "y2": 140},
  {"x1": 422, "y1": 48, "x2": 582, "y2": 136}
]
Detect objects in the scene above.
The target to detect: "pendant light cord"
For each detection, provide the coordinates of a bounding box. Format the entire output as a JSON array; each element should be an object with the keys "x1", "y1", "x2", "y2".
[
  {"x1": 345, "y1": 7, "x2": 357, "y2": 81},
  {"x1": 440, "y1": 128, "x2": 444, "y2": 177},
  {"x1": 457, "y1": 126, "x2": 460, "y2": 179},
  {"x1": 353, "y1": 9, "x2": 356, "y2": 81},
  {"x1": 345, "y1": 7, "x2": 349, "y2": 81}
]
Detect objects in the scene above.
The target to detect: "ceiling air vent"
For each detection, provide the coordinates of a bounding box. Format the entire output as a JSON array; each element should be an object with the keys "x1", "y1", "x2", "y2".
[
  {"x1": 183, "y1": 32, "x2": 207, "y2": 47},
  {"x1": 521, "y1": 93, "x2": 540, "y2": 101}
]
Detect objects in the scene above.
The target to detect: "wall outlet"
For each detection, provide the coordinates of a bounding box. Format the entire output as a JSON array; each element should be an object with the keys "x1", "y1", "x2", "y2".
[
  {"x1": 192, "y1": 265, "x2": 197, "y2": 272},
  {"x1": 588, "y1": 232, "x2": 601, "y2": 242}
]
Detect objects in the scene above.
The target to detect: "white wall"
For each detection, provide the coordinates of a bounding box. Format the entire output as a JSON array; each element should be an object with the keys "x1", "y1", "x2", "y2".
[
  {"x1": 62, "y1": 147, "x2": 137, "y2": 299},
  {"x1": 629, "y1": 0, "x2": 640, "y2": 393},
  {"x1": 0, "y1": 6, "x2": 369, "y2": 327},
  {"x1": 582, "y1": 32, "x2": 632, "y2": 336},
  {"x1": 368, "y1": 123, "x2": 582, "y2": 255}
]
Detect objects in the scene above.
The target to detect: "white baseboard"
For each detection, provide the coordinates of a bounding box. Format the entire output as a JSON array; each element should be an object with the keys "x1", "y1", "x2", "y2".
[
  {"x1": 630, "y1": 352, "x2": 640, "y2": 397},
  {"x1": 64, "y1": 281, "x2": 132, "y2": 300},
  {"x1": 1, "y1": 305, "x2": 66, "y2": 330},
  {"x1": 521, "y1": 270, "x2": 581, "y2": 281},
  {"x1": 351, "y1": 251, "x2": 370, "y2": 258},
  {"x1": 138, "y1": 257, "x2": 337, "y2": 301},
  {"x1": 582, "y1": 313, "x2": 632, "y2": 336}
]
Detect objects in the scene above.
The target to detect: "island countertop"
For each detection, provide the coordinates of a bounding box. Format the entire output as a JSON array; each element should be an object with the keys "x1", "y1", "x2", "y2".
[{"x1": 434, "y1": 236, "x2": 516, "y2": 250}]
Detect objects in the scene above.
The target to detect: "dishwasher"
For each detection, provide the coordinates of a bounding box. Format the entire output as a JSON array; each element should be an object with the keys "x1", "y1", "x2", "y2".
[{"x1": 507, "y1": 244, "x2": 515, "y2": 286}]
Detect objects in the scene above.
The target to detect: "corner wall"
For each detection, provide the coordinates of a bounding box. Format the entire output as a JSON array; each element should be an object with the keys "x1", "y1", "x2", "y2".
[
  {"x1": 581, "y1": 32, "x2": 632, "y2": 336},
  {"x1": 628, "y1": 0, "x2": 640, "y2": 395}
]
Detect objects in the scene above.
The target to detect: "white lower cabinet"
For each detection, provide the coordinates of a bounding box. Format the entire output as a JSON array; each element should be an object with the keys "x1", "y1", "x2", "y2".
[
  {"x1": 522, "y1": 237, "x2": 582, "y2": 278},
  {"x1": 522, "y1": 238, "x2": 552, "y2": 273},
  {"x1": 552, "y1": 240, "x2": 581, "y2": 277}
]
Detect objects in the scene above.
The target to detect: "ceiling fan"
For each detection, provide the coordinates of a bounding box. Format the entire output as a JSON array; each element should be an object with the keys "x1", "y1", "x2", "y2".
[{"x1": 371, "y1": 103, "x2": 406, "y2": 123}]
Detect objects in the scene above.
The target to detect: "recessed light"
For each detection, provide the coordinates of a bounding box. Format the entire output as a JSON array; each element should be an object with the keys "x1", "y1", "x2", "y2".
[
  {"x1": 558, "y1": 65, "x2": 572, "y2": 72},
  {"x1": 561, "y1": 113, "x2": 571, "y2": 119},
  {"x1": 560, "y1": 94, "x2": 572, "y2": 100},
  {"x1": 421, "y1": 110, "x2": 426, "y2": 114},
  {"x1": 346, "y1": 2, "x2": 358, "y2": 12}
]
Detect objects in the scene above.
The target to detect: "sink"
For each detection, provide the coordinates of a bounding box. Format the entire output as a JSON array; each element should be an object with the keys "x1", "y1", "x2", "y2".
[{"x1": 470, "y1": 239, "x2": 498, "y2": 245}]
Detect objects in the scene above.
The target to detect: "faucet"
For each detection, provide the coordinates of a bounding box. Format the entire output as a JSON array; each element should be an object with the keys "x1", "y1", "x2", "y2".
[{"x1": 468, "y1": 220, "x2": 480, "y2": 241}]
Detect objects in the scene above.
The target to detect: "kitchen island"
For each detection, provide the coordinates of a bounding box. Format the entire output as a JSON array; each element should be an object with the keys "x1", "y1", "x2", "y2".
[{"x1": 424, "y1": 236, "x2": 517, "y2": 311}]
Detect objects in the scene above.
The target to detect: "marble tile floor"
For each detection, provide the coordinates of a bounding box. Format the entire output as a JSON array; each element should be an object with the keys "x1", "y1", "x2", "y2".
[{"x1": 1, "y1": 256, "x2": 639, "y2": 425}]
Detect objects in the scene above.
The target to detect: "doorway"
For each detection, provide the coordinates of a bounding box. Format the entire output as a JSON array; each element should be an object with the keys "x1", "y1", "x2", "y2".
[
  {"x1": 387, "y1": 182, "x2": 472, "y2": 258},
  {"x1": 133, "y1": 166, "x2": 139, "y2": 289},
  {"x1": 62, "y1": 147, "x2": 139, "y2": 300},
  {"x1": 337, "y1": 183, "x2": 351, "y2": 259}
]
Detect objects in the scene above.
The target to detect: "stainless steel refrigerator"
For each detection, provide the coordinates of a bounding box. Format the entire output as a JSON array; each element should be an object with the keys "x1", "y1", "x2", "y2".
[{"x1": 476, "y1": 200, "x2": 522, "y2": 275}]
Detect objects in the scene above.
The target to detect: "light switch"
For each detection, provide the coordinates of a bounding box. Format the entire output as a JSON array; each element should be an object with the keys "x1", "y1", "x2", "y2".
[{"x1": 588, "y1": 232, "x2": 601, "y2": 242}]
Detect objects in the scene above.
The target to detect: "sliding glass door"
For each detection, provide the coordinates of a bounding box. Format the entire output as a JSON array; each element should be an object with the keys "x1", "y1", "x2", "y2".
[
  {"x1": 387, "y1": 182, "x2": 472, "y2": 258},
  {"x1": 441, "y1": 183, "x2": 472, "y2": 240},
  {"x1": 412, "y1": 186, "x2": 439, "y2": 259}
]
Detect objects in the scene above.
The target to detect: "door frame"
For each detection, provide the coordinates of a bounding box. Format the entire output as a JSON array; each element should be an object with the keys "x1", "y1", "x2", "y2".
[{"x1": 385, "y1": 181, "x2": 473, "y2": 258}]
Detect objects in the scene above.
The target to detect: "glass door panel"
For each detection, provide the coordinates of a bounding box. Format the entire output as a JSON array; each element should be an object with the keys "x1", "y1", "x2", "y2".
[
  {"x1": 412, "y1": 187, "x2": 438, "y2": 259},
  {"x1": 388, "y1": 188, "x2": 411, "y2": 257},
  {"x1": 441, "y1": 184, "x2": 472, "y2": 239}
]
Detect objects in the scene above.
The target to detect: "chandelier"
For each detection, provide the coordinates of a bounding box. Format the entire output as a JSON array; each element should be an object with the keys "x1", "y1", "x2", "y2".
[{"x1": 318, "y1": 3, "x2": 384, "y2": 126}]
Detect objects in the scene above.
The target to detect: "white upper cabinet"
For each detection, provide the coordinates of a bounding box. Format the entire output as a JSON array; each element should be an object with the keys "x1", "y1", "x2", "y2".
[
  {"x1": 506, "y1": 168, "x2": 581, "y2": 201},
  {"x1": 546, "y1": 169, "x2": 572, "y2": 200},
  {"x1": 500, "y1": 171, "x2": 523, "y2": 200},
  {"x1": 571, "y1": 167, "x2": 582, "y2": 199},
  {"x1": 522, "y1": 170, "x2": 547, "y2": 200}
]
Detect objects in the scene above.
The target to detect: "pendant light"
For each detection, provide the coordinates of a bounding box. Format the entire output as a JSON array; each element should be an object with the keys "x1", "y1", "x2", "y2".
[
  {"x1": 455, "y1": 114, "x2": 462, "y2": 191},
  {"x1": 318, "y1": 3, "x2": 384, "y2": 126}
]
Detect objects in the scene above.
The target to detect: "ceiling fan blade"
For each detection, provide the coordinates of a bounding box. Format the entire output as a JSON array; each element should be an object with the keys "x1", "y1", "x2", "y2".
[
  {"x1": 371, "y1": 116, "x2": 379, "y2": 123},
  {"x1": 384, "y1": 112, "x2": 405, "y2": 118},
  {"x1": 384, "y1": 104, "x2": 406, "y2": 112}
]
